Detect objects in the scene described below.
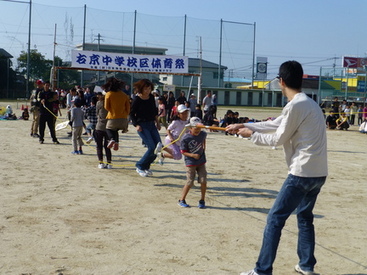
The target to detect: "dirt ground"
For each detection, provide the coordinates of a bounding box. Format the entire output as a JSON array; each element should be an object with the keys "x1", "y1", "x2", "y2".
[{"x1": 0, "y1": 102, "x2": 366, "y2": 275}]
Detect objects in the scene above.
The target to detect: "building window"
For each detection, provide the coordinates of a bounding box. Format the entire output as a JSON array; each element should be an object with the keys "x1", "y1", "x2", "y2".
[
  {"x1": 162, "y1": 76, "x2": 167, "y2": 81},
  {"x1": 213, "y1": 72, "x2": 224, "y2": 79}
]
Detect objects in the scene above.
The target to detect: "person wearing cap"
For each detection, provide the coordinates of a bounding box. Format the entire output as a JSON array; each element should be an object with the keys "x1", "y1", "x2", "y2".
[
  {"x1": 155, "y1": 104, "x2": 190, "y2": 165},
  {"x1": 29, "y1": 79, "x2": 44, "y2": 137},
  {"x1": 130, "y1": 79, "x2": 161, "y2": 177},
  {"x1": 227, "y1": 61, "x2": 327, "y2": 275},
  {"x1": 177, "y1": 116, "x2": 207, "y2": 209}
]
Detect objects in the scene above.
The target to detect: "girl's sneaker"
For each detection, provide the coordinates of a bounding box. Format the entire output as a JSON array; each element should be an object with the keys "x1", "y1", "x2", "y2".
[
  {"x1": 154, "y1": 142, "x2": 162, "y2": 154},
  {"x1": 145, "y1": 169, "x2": 153, "y2": 176},
  {"x1": 86, "y1": 137, "x2": 93, "y2": 144},
  {"x1": 106, "y1": 164, "x2": 112, "y2": 169},
  {"x1": 113, "y1": 142, "x2": 119, "y2": 151},
  {"x1": 157, "y1": 152, "x2": 164, "y2": 165},
  {"x1": 98, "y1": 163, "x2": 105, "y2": 169},
  {"x1": 107, "y1": 140, "x2": 115, "y2": 149}
]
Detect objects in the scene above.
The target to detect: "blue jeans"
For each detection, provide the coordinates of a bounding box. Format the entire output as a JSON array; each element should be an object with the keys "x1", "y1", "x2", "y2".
[
  {"x1": 136, "y1": 121, "x2": 161, "y2": 170},
  {"x1": 254, "y1": 174, "x2": 326, "y2": 275}
]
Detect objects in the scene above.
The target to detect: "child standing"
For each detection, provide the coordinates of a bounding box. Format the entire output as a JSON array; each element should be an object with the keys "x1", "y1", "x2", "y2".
[
  {"x1": 85, "y1": 96, "x2": 98, "y2": 144},
  {"x1": 170, "y1": 100, "x2": 180, "y2": 121},
  {"x1": 178, "y1": 117, "x2": 207, "y2": 209},
  {"x1": 193, "y1": 104, "x2": 203, "y2": 120},
  {"x1": 156, "y1": 104, "x2": 190, "y2": 165},
  {"x1": 94, "y1": 92, "x2": 112, "y2": 168},
  {"x1": 158, "y1": 97, "x2": 168, "y2": 129},
  {"x1": 70, "y1": 99, "x2": 85, "y2": 154}
]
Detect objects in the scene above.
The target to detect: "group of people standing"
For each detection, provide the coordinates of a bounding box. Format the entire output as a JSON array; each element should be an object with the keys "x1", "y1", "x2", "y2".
[
  {"x1": 326, "y1": 97, "x2": 367, "y2": 130},
  {"x1": 29, "y1": 79, "x2": 60, "y2": 144}
]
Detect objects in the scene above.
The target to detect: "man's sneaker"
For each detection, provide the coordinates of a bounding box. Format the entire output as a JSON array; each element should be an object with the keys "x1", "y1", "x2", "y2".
[
  {"x1": 240, "y1": 270, "x2": 259, "y2": 275},
  {"x1": 78, "y1": 150, "x2": 83, "y2": 155},
  {"x1": 198, "y1": 200, "x2": 206, "y2": 209},
  {"x1": 86, "y1": 137, "x2": 93, "y2": 144},
  {"x1": 145, "y1": 169, "x2": 153, "y2": 176},
  {"x1": 39, "y1": 140, "x2": 44, "y2": 144},
  {"x1": 71, "y1": 151, "x2": 79, "y2": 155},
  {"x1": 154, "y1": 141, "x2": 162, "y2": 155},
  {"x1": 98, "y1": 163, "x2": 105, "y2": 169},
  {"x1": 106, "y1": 163, "x2": 112, "y2": 169},
  {"x1": 178, "y1": 200, "x2": 190, "y2": 208},
  {"x1": 136, "y1": 168, "x2": 148, "y2": 177},
  {"x1": 33, "y1": 133, "x2": 40, "y2": 138},
  {"x1": 113, "y1": 142, "x2": 119, "y2": 151},
  {"x1": 294, "y1": 264, "x2": 319, "y2": 275},
  {"x1": 107, "y1": 140, "x2": 115, "y2": 149},
  {"x1": 53, "y1": 140, "x2": 60, "y2": 144}
]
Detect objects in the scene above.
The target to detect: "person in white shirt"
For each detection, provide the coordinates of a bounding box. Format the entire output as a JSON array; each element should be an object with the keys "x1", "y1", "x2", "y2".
[
  {"x1": 227, "y1": 60, "x2": 328, "y2": 275},
  {"x1": 202, "y1": 90, "x2": 213, "y2": 114}
]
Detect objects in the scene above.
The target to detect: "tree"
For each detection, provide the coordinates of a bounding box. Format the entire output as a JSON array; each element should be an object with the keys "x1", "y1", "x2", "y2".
[
  {"x1": 17, "y1": 50, "x2": 81, "y2": 89},
  {"x1": 17, "y1": 49, "x2": 52, "y2": 83},
  {"x1": 53, "y1": 56, "x2": 80, "y2": 89}
]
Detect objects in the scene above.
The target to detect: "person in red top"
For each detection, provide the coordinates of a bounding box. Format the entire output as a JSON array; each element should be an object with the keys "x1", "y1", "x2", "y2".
[
  {"x1": 102, "y1": 77, "x2": 130, "y2": 151},
  {"x1": 170, "y1": 100, "x2": 180, "y2": 121}
]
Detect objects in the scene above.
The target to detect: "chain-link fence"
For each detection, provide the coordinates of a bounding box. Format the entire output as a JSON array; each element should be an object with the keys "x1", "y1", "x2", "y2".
[{"x1": 1, "y1": 2, "x2": 256, "y2": 98}]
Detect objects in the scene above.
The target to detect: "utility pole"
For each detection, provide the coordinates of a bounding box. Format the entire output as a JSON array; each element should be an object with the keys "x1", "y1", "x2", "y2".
[
  {"x1": 26, "y1": 0, "x2": 32, "y2": 98},
  {"x1": 51, "y1": 23, "x2": 57, "y2": 90},
  {"x1": 94, "y1": 33, "x2": 103, "y2": 84}
]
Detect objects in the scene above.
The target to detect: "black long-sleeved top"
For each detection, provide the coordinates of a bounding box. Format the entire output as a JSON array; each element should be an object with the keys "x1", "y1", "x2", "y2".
[{"x1": 130, "y1": 94, "x2": 158, "y2": 127}]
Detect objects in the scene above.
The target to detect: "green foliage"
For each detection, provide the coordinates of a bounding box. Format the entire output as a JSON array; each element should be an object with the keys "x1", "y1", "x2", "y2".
[
  {"x1": 17, "y1": 49, "x2": 52, "y2": 82},
  {"x1": 17, "y1": 50, "x2": 80, "y2": 89}
]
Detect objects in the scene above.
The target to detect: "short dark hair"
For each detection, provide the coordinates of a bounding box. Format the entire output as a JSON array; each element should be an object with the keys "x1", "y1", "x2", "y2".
[
  {"x1": 278, "y1": 60, "x2": 303, "y2": 90},
  {"x1": 91, "y1": 96, "x2": 98, "y2": 105},
  {"x1": 74, "y1": 98, "x2": 82, "y2": 107}
]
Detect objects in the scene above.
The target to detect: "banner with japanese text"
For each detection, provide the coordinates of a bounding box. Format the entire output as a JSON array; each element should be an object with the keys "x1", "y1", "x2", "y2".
[{"x1": 71, "y1": 50, "x2": 189, "y2": 74}]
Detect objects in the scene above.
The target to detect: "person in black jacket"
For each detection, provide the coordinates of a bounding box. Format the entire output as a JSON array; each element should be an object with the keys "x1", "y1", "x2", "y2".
[{"x1": 38, "y1": 81, "x2": 59, "y2": 144}]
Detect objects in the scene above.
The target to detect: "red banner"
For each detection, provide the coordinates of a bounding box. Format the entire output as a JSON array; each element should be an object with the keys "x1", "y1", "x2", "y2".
[{"x1": 343, "y1": 56, "x2": 367, "y2": 68}]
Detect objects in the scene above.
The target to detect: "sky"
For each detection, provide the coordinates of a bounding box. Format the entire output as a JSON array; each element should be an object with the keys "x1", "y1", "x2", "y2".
[{"x1": 1, "y1": 0, "x2": 367, "y2": 79}]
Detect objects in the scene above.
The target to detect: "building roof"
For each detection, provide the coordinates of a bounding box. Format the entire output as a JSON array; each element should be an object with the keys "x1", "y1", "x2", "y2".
[
  {"x1": 188, "y1": 58, "x2": 227, "y2": 70},
  {"x1": 0, "y1": 48, "x2": 13, "y2": 59},
  {"x1": 266, "y1": 77, "x2": 336, "y2": 91},
  {"x1": 224, "y1": 77, "x2": 251, "y2": 83}
]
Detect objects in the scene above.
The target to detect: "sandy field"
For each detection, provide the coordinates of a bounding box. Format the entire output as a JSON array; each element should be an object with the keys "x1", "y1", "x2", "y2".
[{"x1": 0, "y1": 102, "x2": 366, "y2": 275}]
